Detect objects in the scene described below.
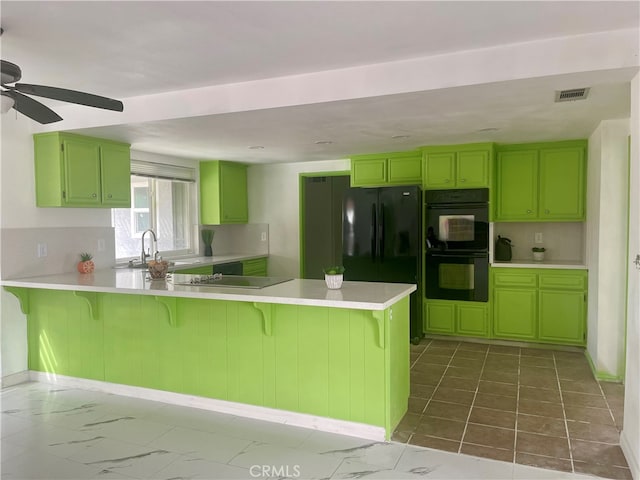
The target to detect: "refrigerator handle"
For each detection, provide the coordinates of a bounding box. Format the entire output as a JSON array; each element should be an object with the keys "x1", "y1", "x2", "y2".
[
  {"x1": 379, "y1": 203, "x2": 385, "y2": 262},
  {"x1": 371, "y1": 203, "x2": 377, "y2": 261}
]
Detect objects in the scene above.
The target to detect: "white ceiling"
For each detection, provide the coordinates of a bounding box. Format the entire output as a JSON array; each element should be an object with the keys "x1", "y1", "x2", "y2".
[{"x1": 1, "y1": 1, "x2": 639, "y2": 163}]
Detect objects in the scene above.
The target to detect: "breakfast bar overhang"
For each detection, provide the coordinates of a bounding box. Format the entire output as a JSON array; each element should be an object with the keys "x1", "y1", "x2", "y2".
[{"x1": 2, "y1": 271, "x2": 415, "y2": 441}]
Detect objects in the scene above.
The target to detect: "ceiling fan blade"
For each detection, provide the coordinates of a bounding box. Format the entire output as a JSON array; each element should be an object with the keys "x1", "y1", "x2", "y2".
[
  {"x1": 13, "y1": 83, "x2": 124, "y2": 112},
  {"x1": 9, "y1": 90, "x2": 63, "y2": 124}
]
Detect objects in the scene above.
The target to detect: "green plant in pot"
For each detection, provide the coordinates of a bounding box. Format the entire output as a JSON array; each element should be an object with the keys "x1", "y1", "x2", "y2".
[
  {"x1": 323, "y1": 265, "x2": 345, "y2": 289},
  {"x1": 532, "y1": 246, "x2": 546, "y2": 262},
  {"x1": 201, "y1": 229, "x2": 215, "y2": 257}
]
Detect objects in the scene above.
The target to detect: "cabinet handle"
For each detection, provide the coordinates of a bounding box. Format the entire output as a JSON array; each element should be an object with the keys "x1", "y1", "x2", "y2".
[
  {"x1": 526, "y1": 209, "x2": 532, "y2": 214},
  {"x1": 91, "y1": 193, "x2": 97, "y2": 198},
  {"x1": 460, "y1": 178, "x2": 466, "y2": 183},
  {"x1": 545, "y1": 209, "x2": 550, "y2": 214},
  {"x1": 108, "y1": 194, "x2": 113, "y2": 199}
]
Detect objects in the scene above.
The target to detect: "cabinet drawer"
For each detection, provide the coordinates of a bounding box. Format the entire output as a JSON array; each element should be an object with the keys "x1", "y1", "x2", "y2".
[
  {"x1": 493, "y1": 272, "x2": 537, "y2": 288},
  {"x1": 539, "y1": 273, "x2": 586, "y2": 290}
]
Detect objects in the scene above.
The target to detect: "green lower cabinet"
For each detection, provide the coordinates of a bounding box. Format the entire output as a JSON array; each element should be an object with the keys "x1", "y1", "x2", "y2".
[
  {"x1": 424, "y1": 300, "x2": 489, "y2": 337},
  {"x1": 242, "y1": 257, "x2": 268, "y2": 276},
  {"x1": 425, "y1": 302, "x2": 455, "y2": 334},
  {"x1": 491, "y1": 268, "x2": 587, "y2": 346},
  {"x1": 493, "y1": 288, "x2": 537, "y2": 340},
  {"x1": 538, "y1": 290, "x2": 585, "y2": 345}
]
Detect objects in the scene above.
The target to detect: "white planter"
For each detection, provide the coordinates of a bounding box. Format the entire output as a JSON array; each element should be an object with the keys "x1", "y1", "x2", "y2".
[
  {"x1": 532, "y1": 251, "x2": 545, "y2": 262},
  {"x1": 325, "y1": 274, "x2": 343, "y2": 289}
]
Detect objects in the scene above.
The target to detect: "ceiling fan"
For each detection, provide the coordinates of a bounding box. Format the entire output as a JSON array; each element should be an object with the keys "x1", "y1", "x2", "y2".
[{"x1": 1, "y1": 58, "x2": 124, "y2": 124}]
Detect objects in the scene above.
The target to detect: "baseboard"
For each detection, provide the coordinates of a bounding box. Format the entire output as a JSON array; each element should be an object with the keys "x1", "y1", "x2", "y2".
[
  {"x1": 423, "y1": 334, "x2": 585, "y2": 352},
  {"x1": 584, "y1": 350, "x2": 624, "y2": 383},
  {"x1": 621, "y1": 430, "x2": 639, "y2": 480},
  {"x1": 1, "y1": 370, "x2": 30, "y2": 388},
  {"x1": 28, "y1": 371, "x2": 386, "y2": 442}
]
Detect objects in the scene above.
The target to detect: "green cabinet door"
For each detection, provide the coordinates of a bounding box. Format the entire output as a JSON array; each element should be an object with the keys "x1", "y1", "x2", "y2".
[
  {"x1": 423, "y1": 152, "x2": 455, "y2": 188},
  {"x1": 174, "y1": 265, "x2": 213, "y2": 275},
  {"x1": 243, "y1": 257, "x2": 268, "y2": 276},
  {"x1": 425, "y1": 302, "x2": 455, "y2": 334},
  {"x1": 220, "y1": 163, "x2": 248, "y2": 223},
  {"x1": 493, "y1": 288, "x2": 537, "y2": 340},
  {"x1": 351, "y1": 159, "x2": 387, "y2": 186},
  {"x1": 538, "y1": 290, "x2": 585, "y2": 345},
  {"x1": 200, "y1": 161, "x2": 248, "y2": 224},
  {"x1": 457, "y1": 150, "x2": 489, "y2": 188},
  {"x1": 387, "y1": 156, "x2": 422, "y2": 184},
  {"x1": 539, "y1": 147, "x2": 585, "y2": 220},
  {"x1": 495, "y1": 150, "x2": 538, "y2": 220},
  {"x1": 100, "y1": 143, "x2": 131, "y2": 207},
  {"x1": 457, "y1": 304, "x2": 488, "y2": 336},
  {"x1": 63, "y1": 137, "x2": 102, "y2": 206}
]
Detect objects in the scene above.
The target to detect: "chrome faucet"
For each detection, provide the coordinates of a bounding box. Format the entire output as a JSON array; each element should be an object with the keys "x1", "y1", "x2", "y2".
[{"x1": 140, "y1": 229, "x2": 159, "y2": 265}]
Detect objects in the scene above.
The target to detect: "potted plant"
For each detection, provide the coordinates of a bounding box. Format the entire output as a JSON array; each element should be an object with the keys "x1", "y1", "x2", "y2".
[
  {"x1": 323, "y1": 266, "x2": 345, "y2": 289},
  {"x1": 77, "y1": 252, "x2": 95, "y2": 273},
  {"x1": 201, "y1": 229, "x2": 215, "y2": 257},
  {"x1": 532, "y1": 247, "x2": 546, "y2": 262}
]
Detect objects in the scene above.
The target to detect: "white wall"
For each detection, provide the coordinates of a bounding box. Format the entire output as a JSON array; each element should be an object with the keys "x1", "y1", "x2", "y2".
[
  {"x1": 248, "y1": 159, "x2": 350, "y2": 277},
  {"x1": 621, "y1": 72, "x2": 640, "y2": 480},
  {"x1": 586, "y1": 119, "x2": 630, "y2": 380}
]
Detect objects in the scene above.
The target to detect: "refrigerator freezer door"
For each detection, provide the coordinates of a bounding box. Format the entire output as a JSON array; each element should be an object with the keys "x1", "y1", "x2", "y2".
[{"x1": 342, "y1": 188, "x2": 379, "y2": 281}]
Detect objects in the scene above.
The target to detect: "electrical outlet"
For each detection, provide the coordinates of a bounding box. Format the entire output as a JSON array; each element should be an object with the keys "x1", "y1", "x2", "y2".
[
  {"x1": 98, "y1": 239, "x2": 106, "y2": 252},
  {"x1": 37, "y1": 243, "x2": 48, "y2": 258},
  {"x1": 535, "y1": 232, "x2": 543, "y2": 244},
  {"x1": 261, "y1": 232, "x2": 267, "y2": 242}
]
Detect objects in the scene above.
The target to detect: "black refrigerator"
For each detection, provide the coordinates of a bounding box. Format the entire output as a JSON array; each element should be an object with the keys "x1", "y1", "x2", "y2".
[{"x1": 342, "y1": 185, "x2": 422, "y2": 343}]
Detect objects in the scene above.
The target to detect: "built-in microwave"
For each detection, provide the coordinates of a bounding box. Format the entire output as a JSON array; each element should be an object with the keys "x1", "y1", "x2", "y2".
[{"x1": 425, "y1": 188, "x2": 489, "y2": 253}]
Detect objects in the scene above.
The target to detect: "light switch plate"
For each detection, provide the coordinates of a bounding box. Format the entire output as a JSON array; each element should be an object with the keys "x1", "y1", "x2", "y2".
[
  {"x1": 37, "y1": 243, "x2": 48, "y2": 258},
  {"x1": 98, "y1": 239, "x2": 106, "y2": 252},
  {"x1": 535, "y1": 232, "x2": 543, "y2": 244}
]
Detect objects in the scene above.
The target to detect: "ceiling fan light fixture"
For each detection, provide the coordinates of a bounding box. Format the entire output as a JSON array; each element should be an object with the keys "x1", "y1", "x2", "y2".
[{"x1": 1, "y1": 92, "x2": 15, "y2": 114}]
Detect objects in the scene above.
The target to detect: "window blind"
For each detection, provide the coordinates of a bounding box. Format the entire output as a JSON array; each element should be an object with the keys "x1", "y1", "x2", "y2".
[{"x1": 130, "y1": 160, "x2": 196, "y2": 182}]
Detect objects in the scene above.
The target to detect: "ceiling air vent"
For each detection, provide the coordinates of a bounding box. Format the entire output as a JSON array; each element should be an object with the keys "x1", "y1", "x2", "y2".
[{"x1": 555, "y1": 88, "x2": 590, "y2": 102}]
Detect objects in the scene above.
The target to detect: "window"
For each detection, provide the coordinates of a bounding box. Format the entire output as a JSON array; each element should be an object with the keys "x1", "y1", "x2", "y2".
[{"x1": 113, "y1": 161, "x2": 196, "y2": 260}]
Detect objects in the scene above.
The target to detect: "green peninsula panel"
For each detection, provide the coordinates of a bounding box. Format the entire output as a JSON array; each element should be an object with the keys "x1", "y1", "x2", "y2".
[{"x1": 25, "y1": 290, "x2": 410, "y2": 438}]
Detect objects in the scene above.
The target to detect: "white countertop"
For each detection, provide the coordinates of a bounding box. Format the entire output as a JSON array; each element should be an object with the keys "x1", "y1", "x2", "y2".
[
  {"x1": 1, "y1": 269, "x2": 416, "y2": 311},
  {"x1": 491, "y1": 260, "x2": 587, "y2": 270}
]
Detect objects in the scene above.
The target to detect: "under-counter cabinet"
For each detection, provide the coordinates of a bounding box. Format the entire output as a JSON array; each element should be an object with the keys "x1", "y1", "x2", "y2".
[
  {"x1": 492, "y1": 268, "x2": 587, "y2": 346},
  {"x1": 200, "y1": 161, "x2": 248, "y2": 224},
  {"x1": 242, "y1": 257, "x2": 268, "y2": 276},
  {"x1": 424, "y1": 300, "x2": 489, "y2": 338},
  {"x1": 495, "y1": 140, "x2": 586, "y2": 221},
  {"x1": 350, "y1": 151, "x2": 422, "y2": 187},
  {"x1": 34, "y1": 132, "x2": 131, "y2": 207},
  {"x1": 422, "y1": 143, "x2": 493, "y2": 189}
]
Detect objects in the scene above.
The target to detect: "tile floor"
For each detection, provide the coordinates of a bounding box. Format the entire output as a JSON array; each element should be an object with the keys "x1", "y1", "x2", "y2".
[
  {"x1": 0, "y1": 381, "x2": 608, "y2": 480},
  {"x1": 393, "y1": 339, "x2": 630, "y2": 480}
]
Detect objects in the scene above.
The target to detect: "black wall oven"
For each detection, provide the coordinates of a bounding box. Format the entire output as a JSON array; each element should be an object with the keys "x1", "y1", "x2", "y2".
[{"x1": 424, "y1": 188, "x2": 489, "y2": 302}]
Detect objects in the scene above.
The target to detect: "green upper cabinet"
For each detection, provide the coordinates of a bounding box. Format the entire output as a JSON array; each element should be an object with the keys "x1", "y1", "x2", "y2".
[
  {"x1": 495, "y1": 150, "x2": 538, "y2": 220},
  {"x1": 350, "y1": 151, "x2": 421, "y2": 187},
  {"x1": 200, "y1": 160, "x2": 248, "y2": 224},
  {"x1": 34, "y1": 132, "x2": 131, "y2": 208},
  {"x1": 422, "y1": 143, "x2": 493, "y2": 190},
  {"x1": 495, "y1": 140, "x2": 586, "y2": 221},
  {"x1": 539, "y1": 147, "x2": 585, "y2": 220}
]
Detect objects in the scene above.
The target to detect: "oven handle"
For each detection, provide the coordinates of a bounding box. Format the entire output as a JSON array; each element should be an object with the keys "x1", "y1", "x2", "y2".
[
  {"x1": 371, "y1": 203, "x2": 377, "y2": 261},
  {"x1": 425, "y1": 202, "x2": 488, "y2": 209},
  {"x1": 379, "y1": 203, "x2": 385, "y2": 263},
  {"x1": 427, "y1": 253, "x2": 489, "y2": 259}
]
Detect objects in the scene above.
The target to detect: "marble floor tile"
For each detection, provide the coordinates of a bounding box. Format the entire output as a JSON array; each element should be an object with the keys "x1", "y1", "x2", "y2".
[{"x1": 1, "y1": 380, "x2": 623, "y2": 480}]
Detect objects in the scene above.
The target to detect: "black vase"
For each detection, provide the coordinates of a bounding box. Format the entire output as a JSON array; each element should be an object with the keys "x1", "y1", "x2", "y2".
[{"x1": 204, "y1": 245, "x2": 213, "y2": 257}]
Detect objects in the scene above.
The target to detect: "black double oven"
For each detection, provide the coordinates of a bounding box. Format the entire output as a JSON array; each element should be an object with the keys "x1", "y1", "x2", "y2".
[{"x1": 424, "y1": 188, "x2": 489, "y2": 302}]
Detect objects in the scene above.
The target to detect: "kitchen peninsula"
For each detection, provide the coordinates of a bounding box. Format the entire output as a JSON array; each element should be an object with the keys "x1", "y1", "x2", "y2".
[{"x1": 2, "y1": 270, "x2": 415, "y2": 441}]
